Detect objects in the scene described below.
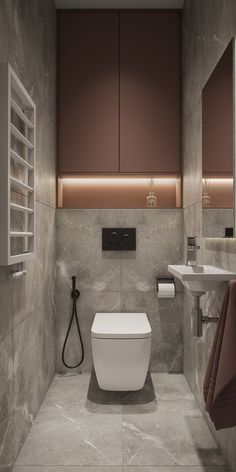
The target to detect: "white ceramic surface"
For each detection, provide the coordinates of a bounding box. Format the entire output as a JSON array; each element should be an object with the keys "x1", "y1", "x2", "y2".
[
  {"x1": 168, "y1": 264, "x2": 236, "y2": 294},
  {"x1": 92, "y1": 313, "x2": 151, "y2": 391}
]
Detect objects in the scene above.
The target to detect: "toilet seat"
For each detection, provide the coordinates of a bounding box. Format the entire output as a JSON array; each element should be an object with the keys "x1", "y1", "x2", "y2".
[{"x1": 92, "y1": 312, "x2": 151, "y2": 339}]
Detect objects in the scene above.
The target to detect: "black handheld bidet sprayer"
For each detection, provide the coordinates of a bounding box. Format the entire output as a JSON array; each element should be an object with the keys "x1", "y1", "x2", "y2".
[{"x1": 62, "y1": 275, "x2": 84, "y2": 369}]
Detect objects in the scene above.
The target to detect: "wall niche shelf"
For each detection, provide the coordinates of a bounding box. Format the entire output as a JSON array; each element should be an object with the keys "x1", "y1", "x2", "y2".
[
  {"x1": 57, "y1": 175, "x2": 182, "y2": 209},
  {"x1": 0, "y1": 63, "x2": 36, "y2": 265}
]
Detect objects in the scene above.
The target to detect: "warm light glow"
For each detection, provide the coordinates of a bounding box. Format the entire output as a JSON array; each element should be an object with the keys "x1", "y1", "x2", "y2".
[
  {"x1": 61, "y1": 177, "x2": 178, "y2": 185},
  {"x1": 202, "y1": 178, "x2": 233, "y2": 184}
]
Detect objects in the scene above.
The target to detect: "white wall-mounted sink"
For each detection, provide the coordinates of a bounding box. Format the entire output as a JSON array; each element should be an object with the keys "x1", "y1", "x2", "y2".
[{"x1": 168, "y1": 264, "x2": 236, "y2": 294}]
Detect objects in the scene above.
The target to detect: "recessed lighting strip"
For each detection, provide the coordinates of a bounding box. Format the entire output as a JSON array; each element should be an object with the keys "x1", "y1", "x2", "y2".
[{"x1": 61, "y1": 177, "x2": 178, "y2": 185}]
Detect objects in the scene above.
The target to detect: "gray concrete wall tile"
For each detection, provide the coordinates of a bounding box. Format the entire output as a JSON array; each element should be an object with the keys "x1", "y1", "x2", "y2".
[
  {"x1": 0, "y1": 1, "x2": 56, "y2": 469},
  {"x1": 55, "y1": 209, "x2": 183, "y2": 375},
  {"x1": 56, "y1": 291, "x2": 121, "y2": 373},
  {"x1": 182, "y1": 1, "x2": 236, "y2": 469}
]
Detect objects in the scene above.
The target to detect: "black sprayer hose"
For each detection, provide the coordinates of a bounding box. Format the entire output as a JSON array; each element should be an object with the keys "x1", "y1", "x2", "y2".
[{"x1": 62, "y1": 275, "x2": 84, "y2": 369}]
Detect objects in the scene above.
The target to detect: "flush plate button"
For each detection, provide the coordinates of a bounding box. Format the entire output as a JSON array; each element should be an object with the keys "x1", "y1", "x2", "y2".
[
  {"x1": 111, "y1": 231, "x2": 120, "y2": 244},
  {"x1": 102, "y1": 228, "x2": 136, "y2": 251}
]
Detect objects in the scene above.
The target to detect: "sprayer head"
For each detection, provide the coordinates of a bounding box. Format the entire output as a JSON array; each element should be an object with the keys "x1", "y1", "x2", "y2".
[{"x1": 71, "y1": 275, "x2": 80, "y2": 299}]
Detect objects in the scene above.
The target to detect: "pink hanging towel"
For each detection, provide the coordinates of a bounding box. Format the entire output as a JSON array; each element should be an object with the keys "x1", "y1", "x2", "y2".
[{"x1": 204, "y1": 279, "x2": 236, "y2": 430}]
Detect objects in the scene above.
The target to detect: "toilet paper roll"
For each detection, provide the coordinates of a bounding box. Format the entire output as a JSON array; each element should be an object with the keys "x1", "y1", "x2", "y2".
[{"x1": 158, "y1": 282, "x2": 175, "y2": 298}]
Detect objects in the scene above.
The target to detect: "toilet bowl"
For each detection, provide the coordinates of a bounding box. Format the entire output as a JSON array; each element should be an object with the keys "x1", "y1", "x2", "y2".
[{"x1": 91, "y1": 312, "x2": 152, "y2": 391}]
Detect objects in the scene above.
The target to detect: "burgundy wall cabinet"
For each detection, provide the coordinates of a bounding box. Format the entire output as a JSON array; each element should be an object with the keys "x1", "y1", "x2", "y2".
[
  {"x1": 120, "y1": 12, "x2": 180, "y2": 174},
  {"x1": 58, "y1": 11, "x2": 181, "y2": 175},
  {"x1": 58, "y1": 12, "x2": 119, "y2": 173}
]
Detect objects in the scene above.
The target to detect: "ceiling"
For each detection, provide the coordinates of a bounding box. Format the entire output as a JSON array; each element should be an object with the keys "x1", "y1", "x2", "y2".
[{"x1": 55, "y1": 0, "x2": 184, "y2": 9}]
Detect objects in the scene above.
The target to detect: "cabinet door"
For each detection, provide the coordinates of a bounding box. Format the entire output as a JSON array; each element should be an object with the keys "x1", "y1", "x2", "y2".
[
  {"x1": 120, "y1": 12, "x2": 180, "y2": 173},
  {"x1": 58, "y1": 12, "x2": 119, "y2": 173}
]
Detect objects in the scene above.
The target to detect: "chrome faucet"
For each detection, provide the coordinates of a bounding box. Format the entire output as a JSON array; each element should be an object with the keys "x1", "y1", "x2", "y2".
[{"x1": 186, "y1": 236, "x2": 200, "y2": 266}]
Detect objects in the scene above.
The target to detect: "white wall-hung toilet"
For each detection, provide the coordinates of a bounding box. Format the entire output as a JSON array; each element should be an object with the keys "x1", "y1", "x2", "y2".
[{"x1": 91, "y1": 312, "x2": 152, "y2": 391}]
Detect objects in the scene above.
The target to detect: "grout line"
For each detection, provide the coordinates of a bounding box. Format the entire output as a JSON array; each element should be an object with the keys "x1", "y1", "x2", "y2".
[
  {"x1": 127, "y1": 467, "x2": 228, "y2": 470},
  {"x1": 14, "y1": 464, "x2": 227, "y2": 469},
  {"x1": 118, "y1": 11, "x2": 121, "y2": 173},
  {"x1": 0, "y1": 300, "x2": 46, "y2": 345},
  {"x1": 183, "y1": 200, "x2": 202, "y2": 210},
  {"x1": 56, "y1": 208, "x2": 183, "y2": 212},
  {"x1": 36, "y1": 199, "x2": 56, "y2": 210},
  {"x1": 120, "y1": 253, "x2": 123, "y2": 308},
  {"x1": 55, "y1": 289, "x2": 184, "y2": 293},
  {"x1": 56, "y1": 289, "x2": 124, "y2": 294},
  {"x1": 120, "y1": 378, "x2": 123, "y2": 467},
  {"x1": 11, "y1": 301, "x2": 45, "y2": 332},
  {"x1": 14, "y1": 466, "x2": 124, "y2": 469}
]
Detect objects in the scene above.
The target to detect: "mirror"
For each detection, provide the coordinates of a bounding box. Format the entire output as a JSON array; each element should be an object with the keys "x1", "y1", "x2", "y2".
[{"x1": 202, "y1": 39, "x2": 235, "y2": 238}]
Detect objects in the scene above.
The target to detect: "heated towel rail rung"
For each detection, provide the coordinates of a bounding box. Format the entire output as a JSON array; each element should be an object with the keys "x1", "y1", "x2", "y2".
[
  {"x1": 10, "y1": 176, "x2": 33, "y2": 193},
  {"x1": 10, "y1": 123, "x2": 33, "y2": 149},
  {"x1": 10, "y1": 149, "x2": 33, "y2": 170},
  {"x1": 10, "y1": 203, "x2": 33, "y2": 214},
  {"x1": 8, "y1": 252, "x2": 34, "y2": 265},
  {"x1": 10, "y1": 231, "x2": 34, "y2": 238},
  {"x1": 10, "y1": 98, "x2": 33, "y2": 129}
]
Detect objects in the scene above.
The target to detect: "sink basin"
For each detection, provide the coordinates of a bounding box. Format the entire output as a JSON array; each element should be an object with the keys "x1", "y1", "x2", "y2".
[{"x1": 168, "y1": 264, "x2": 236, "y2": 294}]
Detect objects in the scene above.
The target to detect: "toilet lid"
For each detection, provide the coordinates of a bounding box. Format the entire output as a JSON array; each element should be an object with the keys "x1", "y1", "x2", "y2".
[{"x1": 91, "y1": 313, "x2": 152, "y2": 339}]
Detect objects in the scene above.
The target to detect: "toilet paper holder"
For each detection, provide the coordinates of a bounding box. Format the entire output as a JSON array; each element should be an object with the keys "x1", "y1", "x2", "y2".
[
  {"x1": 156, "y1": 276, "x2": 175, "y2": 298},
  {"x1": 156, "y1": 276, "x2": 175, "y2": 289}
]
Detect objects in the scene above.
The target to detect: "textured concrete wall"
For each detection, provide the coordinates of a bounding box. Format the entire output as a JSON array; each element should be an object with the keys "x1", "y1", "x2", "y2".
[
  {"x1": 182, "y1": 0, "x2": 236, "y2": 470},
  {"x1": 202, "y1": 209, "x2": 234, "y2": 238},
  {"x1": 0, "y1": 1, "x2": 56, "y2": 470},
  {"x1": 55, "y1": 209, "x2": 183, "y2": 374}
]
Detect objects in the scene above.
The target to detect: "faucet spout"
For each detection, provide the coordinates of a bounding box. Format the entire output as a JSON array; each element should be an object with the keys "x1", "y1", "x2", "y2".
[{"x1": 186, "y1": 236, "x2": 200, "y2": 266}]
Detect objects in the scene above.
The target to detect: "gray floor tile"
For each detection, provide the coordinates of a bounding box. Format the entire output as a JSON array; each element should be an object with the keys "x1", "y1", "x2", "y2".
[
  {"x1": 121, "y1": 372, "x2": 158, "y2": 414},
  {"x1": 123, "y1": 467, "x2": 228, "y2": 471},
  {"x1": 42, "y1": 373, "x2": 121, "y2": 415},
  {"x1": 12, "y1": 467, "x2": 228, "y2": 472},
  {"x1": 13, "y1": 374, "x2": 226, "y2": 469},
  {"x1": 150, "y1": 373, "x2": 195, "y2": 401},
  {"x1": 13, "y1": 467, "x2": 122, "y2": 472},
  {"x1": 121, "y1": 373, "x2": 198, "y2": 414},
  {"x1": 122, "y1": 408, "x2": 225, "y2": 466},
  {"x1": 16, "y1": 412, "x2": 122, "y2": 466}
]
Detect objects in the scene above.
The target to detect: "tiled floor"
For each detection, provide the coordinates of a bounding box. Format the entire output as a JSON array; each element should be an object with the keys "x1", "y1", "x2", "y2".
[{"x1": 13, "y1": 373, "x2": 228, "y2": 472}]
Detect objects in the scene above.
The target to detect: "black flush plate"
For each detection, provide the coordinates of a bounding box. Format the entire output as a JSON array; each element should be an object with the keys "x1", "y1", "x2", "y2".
[{"x1": 102, "y1": 228, "x2": 136, "y2": 251}]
